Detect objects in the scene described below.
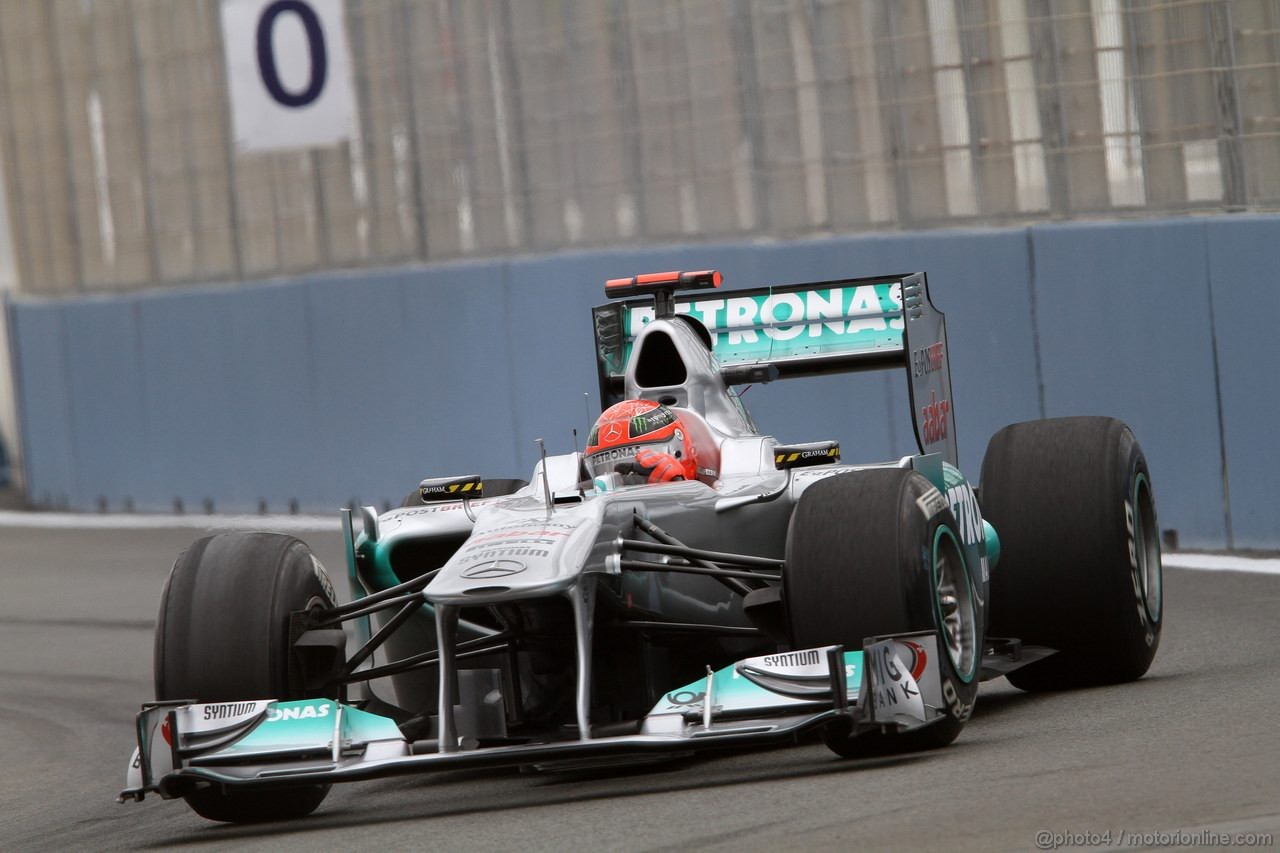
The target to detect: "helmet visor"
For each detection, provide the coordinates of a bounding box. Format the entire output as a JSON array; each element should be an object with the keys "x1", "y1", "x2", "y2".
[{"x1": 586, "y1": 436, "x2": 685, "y2": 481}]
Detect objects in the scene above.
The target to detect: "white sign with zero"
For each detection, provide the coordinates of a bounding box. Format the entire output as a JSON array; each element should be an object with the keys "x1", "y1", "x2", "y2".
[{"x1": 221, "y1": 0, "x2": 356, "y2": 151}]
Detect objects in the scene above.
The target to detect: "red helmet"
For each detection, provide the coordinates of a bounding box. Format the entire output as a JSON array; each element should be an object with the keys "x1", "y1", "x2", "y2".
[{"x1": 585, "y1": 400, "x2": 697, "y2": 481}]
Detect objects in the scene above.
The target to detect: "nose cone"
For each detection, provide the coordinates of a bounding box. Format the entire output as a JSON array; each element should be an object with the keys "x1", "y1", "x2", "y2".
[{"x1": 425, "y1": 503, "x2": 602, "y2": 605}]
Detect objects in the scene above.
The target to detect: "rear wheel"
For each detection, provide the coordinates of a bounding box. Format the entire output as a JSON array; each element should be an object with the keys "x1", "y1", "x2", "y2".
[
  {"x1": 155, "y1": 532, "x2": 336, "y2": 822},
  {"x1": 981, "y1": 417, "x2": 1162, "y2": 691},
  {"x1": 785, "y1": 469, "x2": 982, "y2": 756}
]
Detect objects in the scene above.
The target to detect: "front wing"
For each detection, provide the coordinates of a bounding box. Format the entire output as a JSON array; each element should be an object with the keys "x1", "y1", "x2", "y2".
[{"x1": 120, "y1": 633, "x2": 945, "y2": 802}]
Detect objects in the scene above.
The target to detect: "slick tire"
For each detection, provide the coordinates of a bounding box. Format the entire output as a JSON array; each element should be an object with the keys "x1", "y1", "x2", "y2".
[
  {"x1": 154, "y1": 532, "x2": 337, "y2": 822},
  {"x1": 785, "y1": 469, "x2": 982, "y2": 757},
  {"x1": 981, "y1": 417, "x2": 1162, "y2": 692},
  {"x1": 399, "y1": 478, "x2": 529, "y2": 507}
]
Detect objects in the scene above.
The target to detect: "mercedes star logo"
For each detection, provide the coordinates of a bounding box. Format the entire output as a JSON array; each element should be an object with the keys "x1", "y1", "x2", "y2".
[{"x1": 462, "y1": 559, "x2": 528, "y2": 579}]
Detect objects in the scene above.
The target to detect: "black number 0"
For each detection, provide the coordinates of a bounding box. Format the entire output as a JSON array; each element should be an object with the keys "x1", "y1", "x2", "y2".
[{"x1": 256, "y1": 0, "x2": 328, "y2": 108}]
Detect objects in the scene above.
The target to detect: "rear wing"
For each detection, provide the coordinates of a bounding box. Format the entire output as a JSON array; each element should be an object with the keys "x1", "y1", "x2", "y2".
[{"x1": 591, "y1": 271, "x2": 958, "y2": 466}]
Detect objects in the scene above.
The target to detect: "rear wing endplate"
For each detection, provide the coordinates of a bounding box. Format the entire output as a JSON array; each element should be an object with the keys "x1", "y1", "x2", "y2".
[{"x1": 591, "y1": 272, "x2": 958, "y2": 466}]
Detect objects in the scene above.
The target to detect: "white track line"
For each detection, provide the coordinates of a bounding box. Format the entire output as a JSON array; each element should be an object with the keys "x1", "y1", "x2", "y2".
[
  {"x1": 0, "y1": 510, "x2": 340, "y2": 532},
  {"x1": 1161, "y1": 552, "x2": 1280, "y2": 576}
]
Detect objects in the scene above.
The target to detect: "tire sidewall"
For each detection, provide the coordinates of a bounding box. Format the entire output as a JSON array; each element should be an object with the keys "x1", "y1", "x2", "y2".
[
  {"x1": 1111, "y1": 429, "x2": 1162, "y2": 666},
  {"x1": 906, "y1": 486, "x2": 980, "y2": 735}
]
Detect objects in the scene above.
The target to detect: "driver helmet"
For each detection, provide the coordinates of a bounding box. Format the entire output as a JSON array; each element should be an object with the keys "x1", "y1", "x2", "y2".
[{"x1": 585, "y1": 400, "x2": 697, "y2": 481}]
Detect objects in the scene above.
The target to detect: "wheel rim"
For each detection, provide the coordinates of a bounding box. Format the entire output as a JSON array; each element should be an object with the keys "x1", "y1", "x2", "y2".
[
  {"x1": 933, "y1": 527, "x2": 977, "y2": 682},
  {"x1": 1134, "y1": 474, "x2": 1162, "y2": 623}
]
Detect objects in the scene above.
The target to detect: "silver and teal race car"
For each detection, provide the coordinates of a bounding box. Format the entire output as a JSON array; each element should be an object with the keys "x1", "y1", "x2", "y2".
[{"x1": 120, "y1": 270, "x2": 1163, "y2": 822}]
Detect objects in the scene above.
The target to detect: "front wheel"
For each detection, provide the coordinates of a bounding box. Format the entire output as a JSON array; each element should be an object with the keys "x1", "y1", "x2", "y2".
[
  {"x1": 784, "y1": 469, "x2": 983, "y2": 756},
  {"x1": 154, "y1": 532, "x2": 337, "y2": 822}
]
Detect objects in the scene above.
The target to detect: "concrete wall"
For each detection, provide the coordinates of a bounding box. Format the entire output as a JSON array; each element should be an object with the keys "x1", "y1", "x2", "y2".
[
  {"x1": 8, "y1": 215, "x2": 1279, "y2": 549},
  {"x1": 7, "y1": 0, "x2": 1278, "y2": 297}
]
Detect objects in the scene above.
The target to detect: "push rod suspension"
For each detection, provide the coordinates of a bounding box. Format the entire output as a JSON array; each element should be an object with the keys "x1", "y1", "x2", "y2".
[
  {"x1": 617, "y1": 558, "x2": 780, "y2": 582},
  {"x1": 613, "y1": 620, "x2": 764, "y2": 637},
  {"x1": 630, "y1": 517, "x2": 760, "y2": 596},
  {"x1": 618, "y1": 538, "x2": 784, "y2": 570},
  {"x1": 337, "y1": 597, "x2": 423, "y2": 679},
  {"x1": 313, "y1": 589, "x2": 428, "y2": 629},
  {"x1": 313, "y1": 567, "x2": 440, "y2": 624},
  {"x1": 333, "y1": 632, "x2": 513, "y2": 686}
]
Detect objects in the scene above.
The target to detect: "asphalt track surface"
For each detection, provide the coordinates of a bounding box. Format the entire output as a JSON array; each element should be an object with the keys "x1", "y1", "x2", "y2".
[{"x1": 2, "y1": 522, "x2": 1278, "y2": 852}]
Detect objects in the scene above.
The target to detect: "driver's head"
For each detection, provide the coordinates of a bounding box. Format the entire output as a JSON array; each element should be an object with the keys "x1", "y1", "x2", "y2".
[{"x1": 585, "y1": 400, "x2": 697, "y2": 482}]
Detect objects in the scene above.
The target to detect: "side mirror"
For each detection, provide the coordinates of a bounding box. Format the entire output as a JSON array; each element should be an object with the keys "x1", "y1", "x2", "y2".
[{"x1": 419, "y1": 475, "x2": 483, "y2": 503}]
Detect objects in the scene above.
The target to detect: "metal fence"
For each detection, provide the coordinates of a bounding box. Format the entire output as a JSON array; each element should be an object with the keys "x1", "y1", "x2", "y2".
[{"x1": 1, "y1": 0, "x2": 1279, "y2": 296}]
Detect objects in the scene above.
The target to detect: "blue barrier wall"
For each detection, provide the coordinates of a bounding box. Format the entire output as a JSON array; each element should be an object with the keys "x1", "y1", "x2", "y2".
[{"x1": 8, "y1": 215, "x2": 1278, "y2": 549}]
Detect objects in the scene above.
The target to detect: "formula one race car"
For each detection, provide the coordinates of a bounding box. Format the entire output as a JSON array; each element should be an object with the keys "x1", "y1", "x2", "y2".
[{"x1": 121, "y1": 270, "x2": 1164, "y2": 822}]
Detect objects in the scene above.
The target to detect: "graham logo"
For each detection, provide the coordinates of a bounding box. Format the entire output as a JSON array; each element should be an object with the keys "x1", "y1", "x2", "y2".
[{"x1": 461, "y1": 559, "x2": 528, "y2": 579}]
